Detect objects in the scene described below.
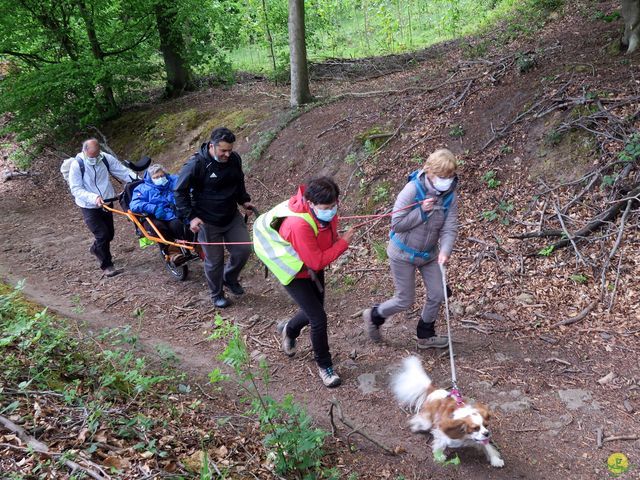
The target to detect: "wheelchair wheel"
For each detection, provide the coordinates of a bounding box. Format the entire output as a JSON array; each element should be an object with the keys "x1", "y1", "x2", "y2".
[{"x1": 159, "y1": 249, "x2": 189, "y2": 281}]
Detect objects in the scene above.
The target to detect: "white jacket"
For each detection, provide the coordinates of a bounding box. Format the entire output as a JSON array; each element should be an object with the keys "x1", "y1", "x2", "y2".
[{"x1": 68, "y1": 152, "x2": 135, "y2": 209}]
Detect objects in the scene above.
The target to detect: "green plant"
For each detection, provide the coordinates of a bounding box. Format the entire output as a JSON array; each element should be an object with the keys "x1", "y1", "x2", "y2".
[
  {"x1": 482, "y1": 210, "x2": 498, "y2": 222},
  {"x1": 545, "y1": 129, "x2": 563, "y2": 146},
  {"x1": 538, "y1": 245, "x2": 555, "y2": 256},
  {"x1": 344, "y1": 153, "x2": 357, "y2": 165},
  {"x1": 593, "y1": 10, "x2": 620, "y2": 22},
  {"x1": 372, "y1": 184, "x2": 391, "y2": 203},
  {"x1": 208, "y1": 315, "x2": 328, "y2": 477},
  {"x1": 601, "y1": 174, "x2": 617, "y2": 188},
  {"x1": 372, "y1": 241, "x2": 388, "y2": 262},
  {"x1": 500, "y1": 145, "x2": 513, "y2": 154},
  {"x1": 499, "y1": 200, "x2": 514, "y2": 213},
  {"x1": 570, "y1": 274, "x2": 588, "y2": 284},
  {"x1": 449, "y1": 124, "x2": 465, "y2": 138},
  {"x1": 482, "y1": 170, "x2": 501, "y2": 189},
  {"x1": 516, "y1": 52, "x2": 536, "y2": 73},
  {"x1": 71, "y1": 294, "x2": 84, "y2": 315},
  {"x1": 618, "y1": 134, "x2": 640, "y2": 163}
]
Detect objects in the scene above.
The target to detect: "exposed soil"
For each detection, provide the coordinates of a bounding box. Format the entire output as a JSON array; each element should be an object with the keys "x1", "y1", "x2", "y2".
[{"x1": 1, "y1": 1, "x2": 639, "y2": 478}]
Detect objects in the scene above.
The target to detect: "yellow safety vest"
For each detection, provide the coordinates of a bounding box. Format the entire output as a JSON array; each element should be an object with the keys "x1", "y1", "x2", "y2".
[{"x1": 253, "y1": 201, "x2": 318, "y2": 285}]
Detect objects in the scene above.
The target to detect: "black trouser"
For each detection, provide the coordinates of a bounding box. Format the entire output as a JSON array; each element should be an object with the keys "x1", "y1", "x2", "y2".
[
  {"x1": 283, "y1": 272, "x2": 332, "y2": 369},
  {"x1": 81, "y1": 206, "x2": 114, "y2": 270},
  {"x1": 147, "y1": 218, "x2": 190, "y2": 242},
  {"x1": 198, "y1": 213, "x2": 251, "y2": 298}
]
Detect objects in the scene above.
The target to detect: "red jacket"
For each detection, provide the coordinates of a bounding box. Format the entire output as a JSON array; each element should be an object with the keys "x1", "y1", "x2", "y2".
[{"x1": 278, "y1": 186, "x2": 349, "y2": 279}]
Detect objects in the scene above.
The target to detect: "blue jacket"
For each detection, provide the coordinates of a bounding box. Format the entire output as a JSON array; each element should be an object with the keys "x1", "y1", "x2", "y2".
[{"x1": 130, "y1": 172, "x2": 179, "y2": 221}]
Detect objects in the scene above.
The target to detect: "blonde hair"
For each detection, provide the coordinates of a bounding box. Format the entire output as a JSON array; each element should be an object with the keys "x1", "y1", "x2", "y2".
[{"x1": 423, "y1": 148, "x2": 457, "y2": 177}]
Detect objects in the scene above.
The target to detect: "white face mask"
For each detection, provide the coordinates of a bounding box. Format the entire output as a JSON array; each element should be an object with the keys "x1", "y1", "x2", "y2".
[
  {"x1": 432, "y1": 176, "x2": 453, "y2": 192},
  {"x1": 84, "y1": 152, "x2": 101, "y2": 166}
]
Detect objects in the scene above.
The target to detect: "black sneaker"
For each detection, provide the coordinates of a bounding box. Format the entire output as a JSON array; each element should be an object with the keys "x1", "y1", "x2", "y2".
[
  {"x1": 213, "y1": 295, "x2": 231, "y2": 308},
  {"x1": 223, "y1": 280, "x2": 245, "y2": 295}
]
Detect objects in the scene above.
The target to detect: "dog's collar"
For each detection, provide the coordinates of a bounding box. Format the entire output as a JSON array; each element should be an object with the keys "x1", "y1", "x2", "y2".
[{"x1": 449, "y1": 387, "x2": 465, "y2": 407}]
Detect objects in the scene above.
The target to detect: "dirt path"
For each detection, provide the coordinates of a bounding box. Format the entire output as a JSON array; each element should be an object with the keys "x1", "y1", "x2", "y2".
[
  {"x1": 1, "y1": 173, "x2": 637, "y2": 479},
  {"x1": 2, "y1": 3, "x2": 640, "y2": 477}
]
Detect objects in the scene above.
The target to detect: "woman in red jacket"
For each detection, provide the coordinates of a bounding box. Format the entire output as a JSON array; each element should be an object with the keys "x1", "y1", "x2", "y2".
[{"x1": 276, "y1": 177, "x2": 354, "y2": 388}]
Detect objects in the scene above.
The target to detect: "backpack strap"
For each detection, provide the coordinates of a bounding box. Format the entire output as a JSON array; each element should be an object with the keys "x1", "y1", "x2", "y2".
[{"x1": 77, "y1": 156, "x2": 121, "y2": 184}]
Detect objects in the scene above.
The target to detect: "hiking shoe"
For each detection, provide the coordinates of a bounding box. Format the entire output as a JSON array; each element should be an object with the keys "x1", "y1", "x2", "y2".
[
  {"x1": 223, "y1": 280, "x2": 245, "y2": 295},
  {"x1": 213, "y1": 295, "x2": 231, "y2": 308},
  {"x1": 276, "y1": 320, "x2": 296, "y2": 357},
  {"x1": 103, "y1": 266, "x2": 121, "y2": 278},
  {"x1": 362, "y1": 308, "x2": 382, "y2": 343},
  {"x1": 318, "y1": 367, "x2": 341, "y2": 388},
  {"x1": 416, "y1": 335, "x2": 449, "y2": 349}
]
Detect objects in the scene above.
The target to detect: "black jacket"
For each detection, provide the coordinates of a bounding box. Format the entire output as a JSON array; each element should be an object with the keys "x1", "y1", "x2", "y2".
[{"x1": 174, "y1": 142, "x2": 251, "y2": 226}]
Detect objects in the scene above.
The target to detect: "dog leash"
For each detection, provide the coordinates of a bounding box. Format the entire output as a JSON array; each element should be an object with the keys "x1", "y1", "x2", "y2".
[{"x1": 440, "y1": 263, "x2": 464, "y2": 406}]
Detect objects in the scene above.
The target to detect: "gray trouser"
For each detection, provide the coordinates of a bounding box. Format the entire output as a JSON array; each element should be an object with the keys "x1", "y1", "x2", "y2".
[
  {"x1": 198, "y1": 212, "x2": 251, "y2": 298},
  {"x1": 377, "y1": 255, "x2": 444, "y2": 335}
]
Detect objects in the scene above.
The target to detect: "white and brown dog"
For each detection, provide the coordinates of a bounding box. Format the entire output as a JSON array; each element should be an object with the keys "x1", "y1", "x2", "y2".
[{"x1": 391, "y1": 356, "x2": 504, "y2": 468}]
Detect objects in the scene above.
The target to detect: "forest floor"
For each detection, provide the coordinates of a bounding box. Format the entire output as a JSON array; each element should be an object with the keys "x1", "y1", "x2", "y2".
[{"x1": 1, "y1": 1, "x2": 639, "y2": 478}]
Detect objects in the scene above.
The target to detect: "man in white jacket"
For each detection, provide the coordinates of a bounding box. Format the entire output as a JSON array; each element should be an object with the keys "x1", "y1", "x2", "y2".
[{"x1": 68, "y1": 138, "x2": 135, "y2": 277}]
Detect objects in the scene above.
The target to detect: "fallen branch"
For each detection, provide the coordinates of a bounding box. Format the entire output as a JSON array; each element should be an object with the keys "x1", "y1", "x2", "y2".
[
  {"x1": 3, "y1": 170, "x2": 36, "y2": 182},
  {"x1": 596, "y1": 427, "x2": 604, "y2": 448},
  {"x1": 0, "y1": 415, "x2": 109, "y2": 480},
  {"x1": 552, "y1": 301, "x2": 597, "y2": 328},
  {"x1": 328, "y1": 399, "x2": 396, "y2": 455},
  {"x1": 603, "y1": 434, "x2": 639, "y2": 443},
  {"x1": 540, "y1": 183, "x2": 640, "y2": 253}
]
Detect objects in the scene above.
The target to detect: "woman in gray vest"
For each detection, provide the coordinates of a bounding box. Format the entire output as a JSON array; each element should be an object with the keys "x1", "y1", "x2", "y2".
[{"x1": 363, "y1": 149, "x2": 459, "y2": 348}]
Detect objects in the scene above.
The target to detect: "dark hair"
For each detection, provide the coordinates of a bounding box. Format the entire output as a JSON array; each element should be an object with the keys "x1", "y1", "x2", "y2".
[
  {"x1": 304, "y1": 176, "x2": 340, "y2": 205},
  {"x1": 210, "y1": 127, "x2": 236, "y2": 145}
]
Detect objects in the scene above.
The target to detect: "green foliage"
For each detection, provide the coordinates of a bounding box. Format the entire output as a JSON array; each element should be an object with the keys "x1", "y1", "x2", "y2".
[
  {"x1": 593, "y1": 10, "x2": 620, "y2": 22},
  {"x1": 618, "y1": 134, "x2": 640, "y2": 163},
  {"x1": 482, "y1": 209, "x2": 498, "y2": 221},
  {"x1": 500, "y1": 144, "x2": 514, "y2": 154},
  {"x1": 209, "y1": 315, "x2": 329, "y2": 477},
  {"x1": 538, "y1": 245, "x2": 555, "y2": 256},
  {"x1": 433, "y1": 449, "x2": 461, "y2": 466},
  {"x1": 0, "y1": 282, "x2": 173, "y2": 402},
  {"x1": 482, "y1": 170, "x2": 501, "y2": 189},
  {"x1": 545, "y1": 129, "x2": 563, "y2": 146},
  {"x1": 373, "y1": 183, "x2": 391, "y2": 203},
  {"x1": 601, "y1": 174, "x2": 617, "y2": 189},
  {"x1": 516, "y1": 52, "x2": 536, "y2": 73},
  {"x1": 372, "y1": 241, "x2": 388, "y2": 262},
  {"x1": 449, "y1": 124, "x2": 465, "y2": 138},
  {"x1": 570, "y1": 273, "x2": 588, "y2": 284}
]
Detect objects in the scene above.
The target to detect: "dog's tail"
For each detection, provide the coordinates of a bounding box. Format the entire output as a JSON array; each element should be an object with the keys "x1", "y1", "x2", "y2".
[{"x1": 391, "y1": 356, "x2": 432, "y2": 413}]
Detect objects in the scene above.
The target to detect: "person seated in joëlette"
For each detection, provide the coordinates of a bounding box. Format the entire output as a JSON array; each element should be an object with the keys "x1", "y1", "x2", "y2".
[{"x1": 129, "y1": 164, "x2": 192, "y2": 258}]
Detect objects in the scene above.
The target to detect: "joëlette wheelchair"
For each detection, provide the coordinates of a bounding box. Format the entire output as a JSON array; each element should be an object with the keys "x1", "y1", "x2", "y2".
[{"x1": 102, "y1": 156, "x2": 202, "y2": 281}]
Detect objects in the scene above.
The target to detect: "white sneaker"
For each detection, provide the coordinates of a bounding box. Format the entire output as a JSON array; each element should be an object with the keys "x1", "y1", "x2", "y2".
[
  {"x1": 318, "y1": 366, "x2": 341, "y2": 388},
  {"x1": 276, "y1": 321, "x2": 296, "y2": 357}
]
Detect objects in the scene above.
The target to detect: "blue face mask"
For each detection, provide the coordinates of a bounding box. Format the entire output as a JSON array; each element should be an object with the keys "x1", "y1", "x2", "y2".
[
  {"x1": 152, "y1": 176, "x2": 168, "y2": 186},
  {"x1": 314, "y1": 205, "x2": 338, "y2": 222}
]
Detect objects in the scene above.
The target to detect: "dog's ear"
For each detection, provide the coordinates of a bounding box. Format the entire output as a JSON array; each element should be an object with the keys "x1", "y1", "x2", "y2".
[
  {"x1": 440, "y1": 418, "x2": 467, "y2": 439},
  {"x1": 475, "y1": 403, "x2": 492, "y2": 422}
]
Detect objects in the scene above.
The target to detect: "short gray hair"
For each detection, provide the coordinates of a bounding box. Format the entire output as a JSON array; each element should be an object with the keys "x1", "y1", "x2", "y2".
[{"x1": 148, "y1": 164, "x2": 165, "y2": 176}]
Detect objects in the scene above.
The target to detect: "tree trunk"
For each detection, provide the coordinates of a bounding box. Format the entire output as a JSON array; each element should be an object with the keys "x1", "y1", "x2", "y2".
[
  {"x1": 288, "y1": 0, "x2": 312, "y2": 107},
  {"x1": 155, "y1": 0, "x2": 194, "y2": 98},
  {"x1": 76, "y1": 0, "x2": 118, "y2": 115}
]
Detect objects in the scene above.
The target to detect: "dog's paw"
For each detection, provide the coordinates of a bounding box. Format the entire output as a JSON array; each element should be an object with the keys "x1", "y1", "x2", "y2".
[{"x1": 490, "y1": 456, "x2": 505, "y2": 468}]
